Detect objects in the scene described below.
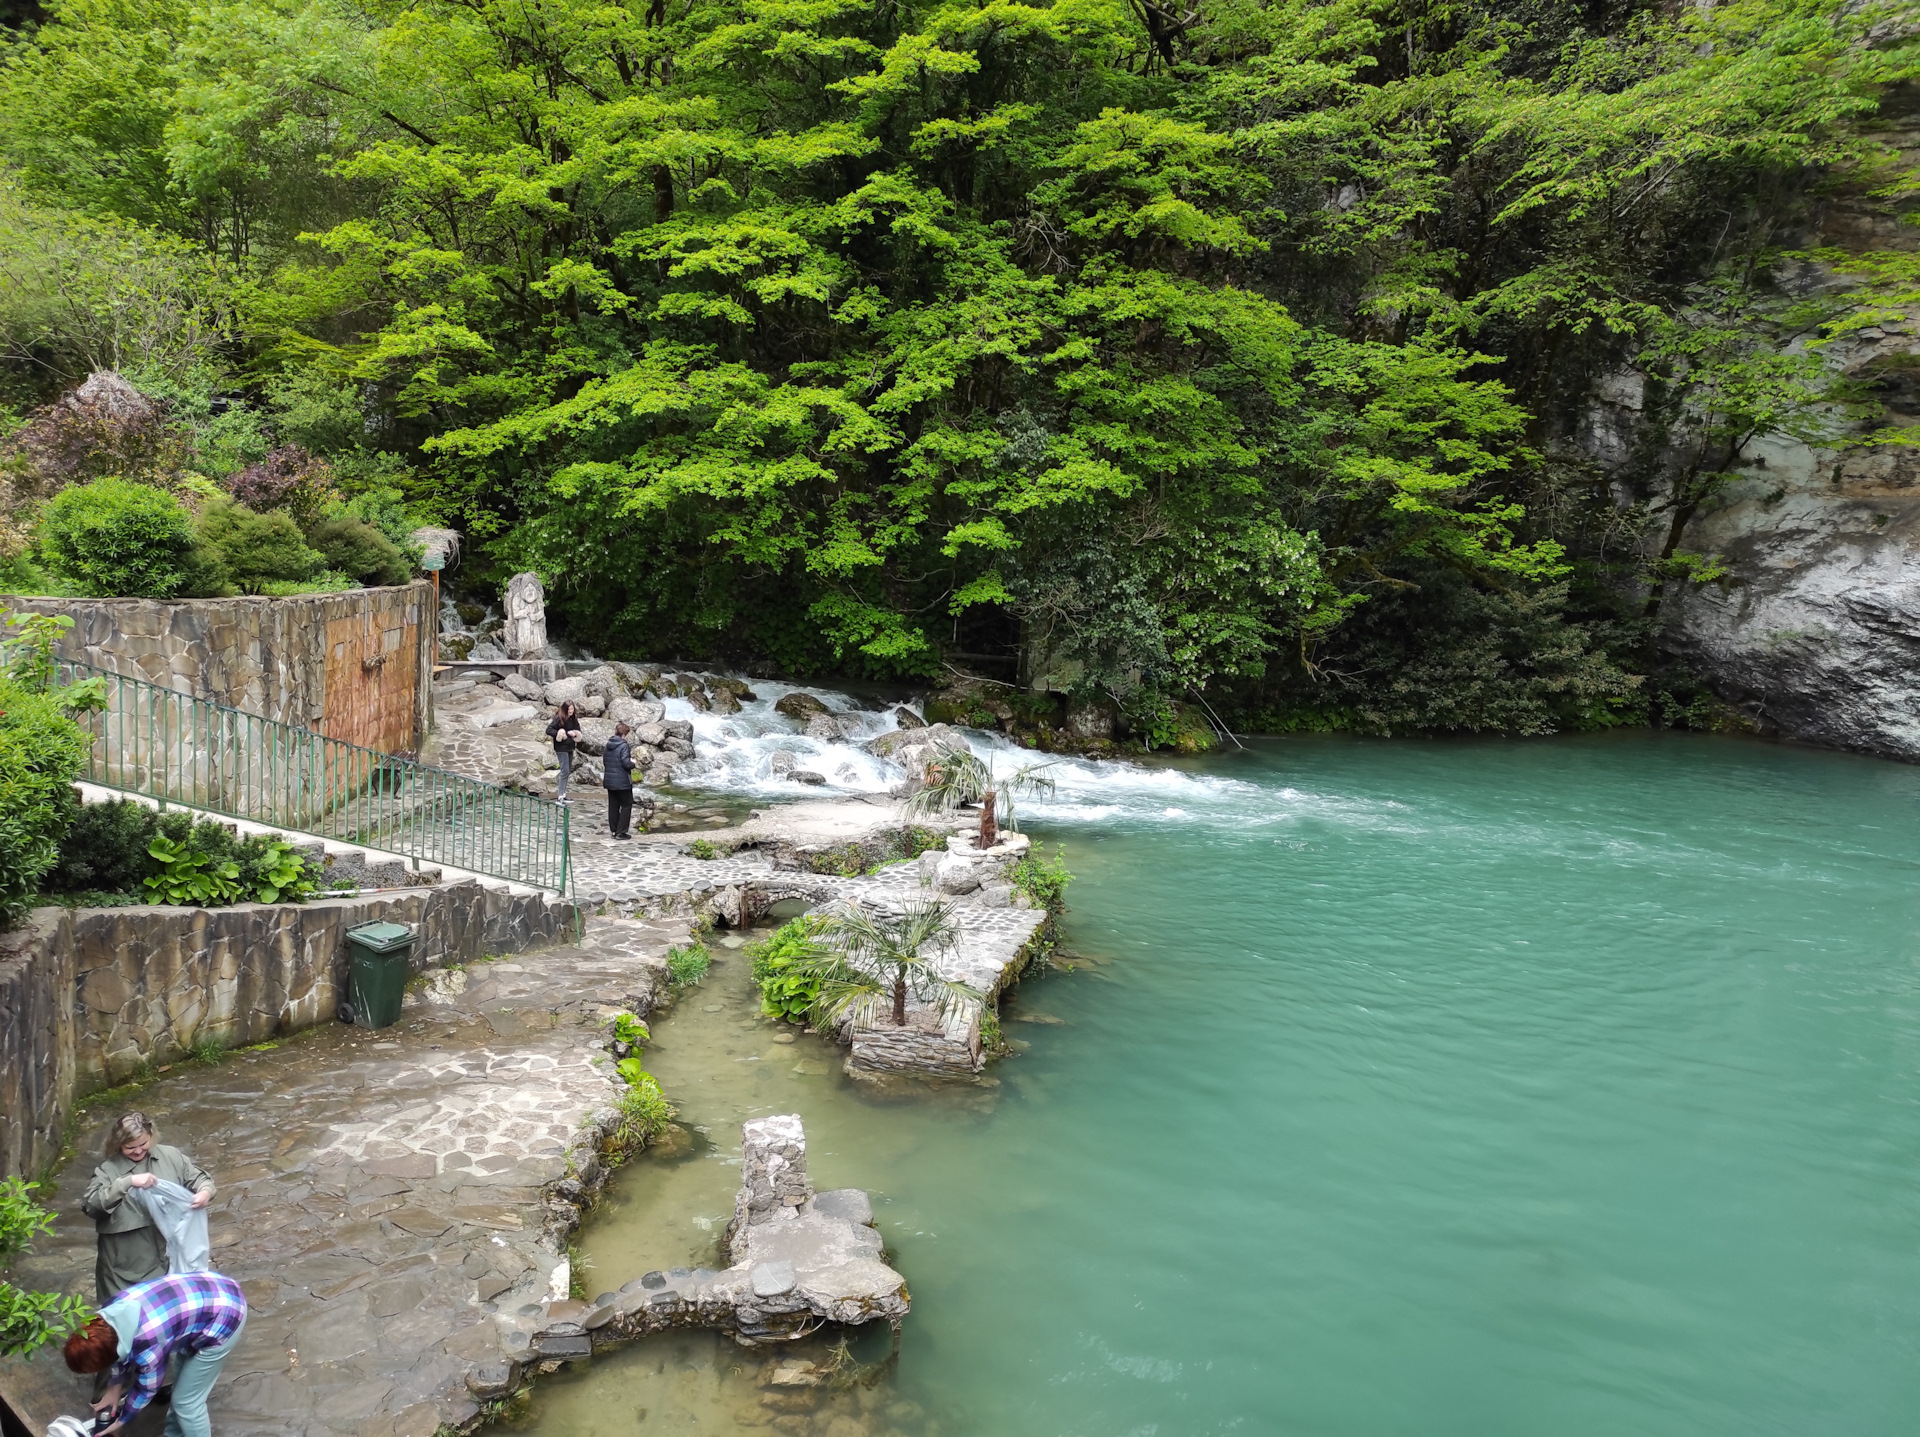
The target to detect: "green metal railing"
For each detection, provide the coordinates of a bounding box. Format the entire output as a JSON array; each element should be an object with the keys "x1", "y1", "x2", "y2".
[{"x1": 58, "y1": 659, "x2": 570, "y2": 892}]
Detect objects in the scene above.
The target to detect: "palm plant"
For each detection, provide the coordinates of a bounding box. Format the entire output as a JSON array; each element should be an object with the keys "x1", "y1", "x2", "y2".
[
  {"x1": 810, "y1": 899, "x2": 980, "y2": 1030},
  {"x1": 905, "y1": 750, "x2": 1057, "y2": 848}
]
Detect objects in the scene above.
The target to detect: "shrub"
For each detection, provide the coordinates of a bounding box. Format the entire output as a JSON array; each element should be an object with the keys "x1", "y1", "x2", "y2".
[
  {"x1": 332, "y1": 484, "x2": 421, "y2": 551},
  {"x1": 225, "y1": 444, "x2": 335, "y2": 524},
  {"x1": 144, "y1": 813, "x2": 240, "y2": 906},
  {"x1": 1011, "y1": 843, "x2": 1073, "y2": 914},
  {"x1": 196, "y1": 499, "x2": 324, "y2": 593},
  {"x1": 604, "y1": 1057, "x2": 675, "y2": 1163},
  {"x1": 666, "y1": 942, "x2": 711, "y2": 987},
  {"x1": 234, "y1": 835, "x2": 318, "y2": 903},
  {"x1": 39, "y1": 478, "x2": 195, "y2": 598},
  {"x1": 306, "y1": 517, "x2": 411, "y2": 586},
  {"x1": 1, "y1": 372, "x2": 186, "y2": 497},
  {"x1": 46, "y1": 797, "x2": 156, "y2": 895},
  {"x1": 747, "y1": 915, "x2": 829, "y2": 1023},
  {"x1": 0, "y1": 1176, "x2": 90, "y2": 1356},
  {"x1": 0, "y1": 676, "x2": 89, "y2": 920},
  {"x1": 687, "y1": 838, "x2": 719, "y2": 860}
]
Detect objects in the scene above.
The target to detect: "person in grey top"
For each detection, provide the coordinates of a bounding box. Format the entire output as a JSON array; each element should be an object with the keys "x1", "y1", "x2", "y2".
[{"x1": 81, "y1": 1112, "x2": 214, "y2": 1303}]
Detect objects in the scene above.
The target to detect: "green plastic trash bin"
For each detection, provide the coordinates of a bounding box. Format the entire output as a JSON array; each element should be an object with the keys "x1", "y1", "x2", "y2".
[{"x1": 342, "y1": 920, "x2": 415, "y2": 1029}]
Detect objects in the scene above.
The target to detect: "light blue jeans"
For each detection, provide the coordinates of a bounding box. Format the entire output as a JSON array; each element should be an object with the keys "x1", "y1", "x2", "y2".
[
  {"x1": 162, "y1": 1314, "x2": 245, "y2": 1437},
  {"x1": 555, "y1": 748, "x2": 573, "y2": 800}
]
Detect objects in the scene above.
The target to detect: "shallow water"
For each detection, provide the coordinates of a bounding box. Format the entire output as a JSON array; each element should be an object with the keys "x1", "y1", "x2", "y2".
[{"x1": 518, "y1": 729, "x2": 1920, "y2": 1435}]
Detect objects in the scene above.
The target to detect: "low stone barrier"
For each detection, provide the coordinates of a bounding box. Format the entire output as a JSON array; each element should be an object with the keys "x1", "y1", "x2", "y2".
[
  {"x1": 0, "y1": 883, "x2": 581, "y2": 1180},
  {"x1": 496, "y1": 1113, "x2": 907, "y2": 1389}
]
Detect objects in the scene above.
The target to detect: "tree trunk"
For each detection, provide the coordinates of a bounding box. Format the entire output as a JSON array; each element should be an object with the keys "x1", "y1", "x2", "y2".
[
  {"x1": 977, "y1": 789, "x2": 997, "y2": 850},
  {"x1": 893, "y1": 972, "x2": 907, "y2": 1026}
]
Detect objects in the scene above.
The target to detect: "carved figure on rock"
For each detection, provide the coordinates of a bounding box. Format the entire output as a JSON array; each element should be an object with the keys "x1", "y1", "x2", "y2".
[{"x1": 502, "y1": 571, "x2": 550, "y2": 659}]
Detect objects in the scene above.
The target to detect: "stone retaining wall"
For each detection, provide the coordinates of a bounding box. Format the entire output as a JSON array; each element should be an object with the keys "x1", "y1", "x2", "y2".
[
  {"x1": 0, "y1": 883, "x2": 582, "y2": 1180},
  {"x1": 2, "y1": 582, "x2": 435, "y2": 754}
]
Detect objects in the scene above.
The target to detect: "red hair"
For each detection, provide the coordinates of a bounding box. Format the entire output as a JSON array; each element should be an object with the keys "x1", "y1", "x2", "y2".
[{"x1": 63, "y1": 1318, "x2": 118, "y2": 1373}]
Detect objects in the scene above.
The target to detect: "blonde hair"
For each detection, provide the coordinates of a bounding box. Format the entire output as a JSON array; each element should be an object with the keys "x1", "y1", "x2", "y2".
[{"x1": 103, "y1": 1111, "x2": 156, "y2": 1158}]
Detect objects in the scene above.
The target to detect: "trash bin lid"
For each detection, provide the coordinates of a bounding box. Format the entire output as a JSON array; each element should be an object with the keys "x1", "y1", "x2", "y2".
[{"x1": 346, "y1": 920, "x2": 415, "y2": 952}]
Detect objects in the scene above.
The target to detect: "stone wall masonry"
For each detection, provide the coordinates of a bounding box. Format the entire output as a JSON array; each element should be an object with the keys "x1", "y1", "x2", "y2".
[
  {"x1": 0, "y1": 882, "x2": 581, "y2": 1180},
  {"x1": 2, "y1": 582, "x2": 435, "y2": 755}
]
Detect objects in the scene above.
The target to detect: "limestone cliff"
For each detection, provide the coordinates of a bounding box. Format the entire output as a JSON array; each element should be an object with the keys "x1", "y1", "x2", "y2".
[{"x1": 1589, "y1": 85, "x2": 1920, "y2": 759}]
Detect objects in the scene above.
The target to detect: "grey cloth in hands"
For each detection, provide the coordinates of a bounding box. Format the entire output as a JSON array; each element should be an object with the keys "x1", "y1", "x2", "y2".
[{"x1": 129, "y1": 1177, "x2": 211, "y2": 1274}]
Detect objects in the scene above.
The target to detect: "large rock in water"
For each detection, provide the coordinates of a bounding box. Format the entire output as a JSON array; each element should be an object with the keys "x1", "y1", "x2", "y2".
[
  {"x1": 774, "y1": 691, "x2": 830, "y2": 722},
  {"x1": 863, "y1": 723, "x2": 970, "y2": 792}
]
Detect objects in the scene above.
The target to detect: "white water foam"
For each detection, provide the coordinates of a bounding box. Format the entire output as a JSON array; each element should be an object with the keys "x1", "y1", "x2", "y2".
[{"x1": 662, "y1": 678, "x2": 1273, "y2": 826}]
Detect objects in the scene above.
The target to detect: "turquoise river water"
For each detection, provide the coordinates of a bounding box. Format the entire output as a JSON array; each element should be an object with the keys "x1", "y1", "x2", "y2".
[{"x1": 511, "y1": 731, "x2": 1920, "y2": 1436}]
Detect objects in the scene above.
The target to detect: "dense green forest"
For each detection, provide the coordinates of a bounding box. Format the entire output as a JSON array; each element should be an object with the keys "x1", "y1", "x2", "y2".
[{"x1": 0, "y1": 0, "x2": 1913, "y2": 734}]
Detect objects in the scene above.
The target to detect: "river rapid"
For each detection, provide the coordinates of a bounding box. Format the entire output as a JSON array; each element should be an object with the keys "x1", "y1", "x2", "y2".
[{"x1": 510, "y1": 715, "x2": 1920, "y2": 1436}]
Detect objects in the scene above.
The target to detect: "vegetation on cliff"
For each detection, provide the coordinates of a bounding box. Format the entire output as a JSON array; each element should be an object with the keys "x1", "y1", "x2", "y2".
[{"x1": 0, "y1": 0, "x2": 1913, "y2": 731}]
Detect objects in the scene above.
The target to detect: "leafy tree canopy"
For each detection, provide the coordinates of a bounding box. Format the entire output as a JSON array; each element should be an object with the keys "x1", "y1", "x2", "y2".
[{"x1": 0, "y1": 0, "x2": 1913, "y2": 724}]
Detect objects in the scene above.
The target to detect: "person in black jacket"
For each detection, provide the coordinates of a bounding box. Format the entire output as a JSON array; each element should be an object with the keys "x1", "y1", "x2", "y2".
[
  {"x1": 546, "y1": 701, "x2": 583, "y2": 804},
  {"x1": 603, "y1": 721, "x2": 636, "y2": 839}
]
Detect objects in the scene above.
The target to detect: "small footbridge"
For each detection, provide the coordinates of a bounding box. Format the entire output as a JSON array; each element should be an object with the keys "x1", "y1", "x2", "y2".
[{"x1": 57, "y1": 658, "x2": 571, "y2": 892}]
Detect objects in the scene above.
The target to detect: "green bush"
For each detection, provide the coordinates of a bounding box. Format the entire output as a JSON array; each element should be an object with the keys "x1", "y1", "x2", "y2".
[
  {"x1": 196, "y1": 499, "x2": 324, "y2": 593},
  {"x1": 0, "y1": 677, "x2": 88, "y2": 920},
  {"x1": 306, "y1": 517, "x2": 411, "y2": 587},
  {"x1": 747, "y1": 915, "x2": 828, "y2": 1023},
  {"x1": 234, "y1": 835, "x2": 318, "y2": 903},
  {"x1": 141, "y1": 815, "x2": 317, "y2": 905},
  {"x1": 0, "y1": 1177, "x2": 90, "y2": 1357},
  {"x1": 1011, "y1": 843, "x2": 1073, "y2": 914},
  {"x1": 605, "y1": 1061, "x2": 675, "y2": 1162},
  {"x1": 332, "y1": 484, "x2": 422, "y2": 551},
  {"x1": 47, "y1": 797, "x2": 156, "y2": 895},
  {"x1": 38, "y1": 478, "x2": 196, "y2": 598}
]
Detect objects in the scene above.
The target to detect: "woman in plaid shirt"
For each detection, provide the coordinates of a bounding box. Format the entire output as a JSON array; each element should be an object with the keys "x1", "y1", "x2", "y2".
[{"x1": 63, "y1": 1270, "x2": 248, "y2": 1437}]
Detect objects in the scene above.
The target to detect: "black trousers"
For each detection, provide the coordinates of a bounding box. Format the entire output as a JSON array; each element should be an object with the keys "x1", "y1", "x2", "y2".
[{"x1": 606, "y1": 787, "x2": 633, "y2": 837}]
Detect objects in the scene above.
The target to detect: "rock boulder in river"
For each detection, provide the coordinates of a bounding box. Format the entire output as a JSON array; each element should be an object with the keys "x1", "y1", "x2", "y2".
[
  {"x1": 864, "y1": 722, "x2": 970, "y2": 791},
  {"x1": 775, "y1": 691, "x2": 831, "y2": 722}
]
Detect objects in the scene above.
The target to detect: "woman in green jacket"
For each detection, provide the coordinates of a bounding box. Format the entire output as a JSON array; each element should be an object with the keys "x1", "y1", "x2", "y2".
[{"x1": 80, "y1": 1112, "x2": 215, "y2": 1303}]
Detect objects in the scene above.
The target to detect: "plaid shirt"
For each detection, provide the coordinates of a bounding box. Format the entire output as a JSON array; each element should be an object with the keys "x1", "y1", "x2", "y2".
[{"x1": 103, "y1": 1272, "x2": 247, "y2": 1420}]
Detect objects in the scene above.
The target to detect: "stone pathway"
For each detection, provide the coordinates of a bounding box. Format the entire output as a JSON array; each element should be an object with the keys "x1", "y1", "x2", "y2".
[
  {"x1": 1, "y1": 807, "x2": 1048, "y2": 1435},
  {"x1": 1, "y1": 918, "x2": 682, "y2": 1437}
]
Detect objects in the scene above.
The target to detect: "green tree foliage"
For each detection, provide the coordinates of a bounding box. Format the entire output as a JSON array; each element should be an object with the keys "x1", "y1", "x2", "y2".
[{"x1": 0, "y1": 0, "x2": 1913, "y2": 728}]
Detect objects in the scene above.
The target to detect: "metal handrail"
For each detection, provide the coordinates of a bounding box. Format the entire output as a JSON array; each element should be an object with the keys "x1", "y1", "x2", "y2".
[{"x1": 57, "y1": 659, "x2": 570, "y2": 893}]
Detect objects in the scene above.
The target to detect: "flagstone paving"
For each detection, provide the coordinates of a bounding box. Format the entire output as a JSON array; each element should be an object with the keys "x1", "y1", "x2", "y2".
[{"x1": 1, "y1": 918, "x2": 682, "y2": 1437}]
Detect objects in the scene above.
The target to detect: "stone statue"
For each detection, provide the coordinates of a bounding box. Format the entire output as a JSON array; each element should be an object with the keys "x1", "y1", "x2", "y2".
[{"x1": 502, "y1": 572, "x2": 549, "y2": 659}]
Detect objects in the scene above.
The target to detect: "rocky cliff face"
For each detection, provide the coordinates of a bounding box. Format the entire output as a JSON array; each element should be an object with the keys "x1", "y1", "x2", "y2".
[
  {"x1": 1587, "y1": 86, "x2": 1920, "y2": 760},
  {"x1": 1661, "y1": 436, "x2": 1920, "y2": 759}
]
